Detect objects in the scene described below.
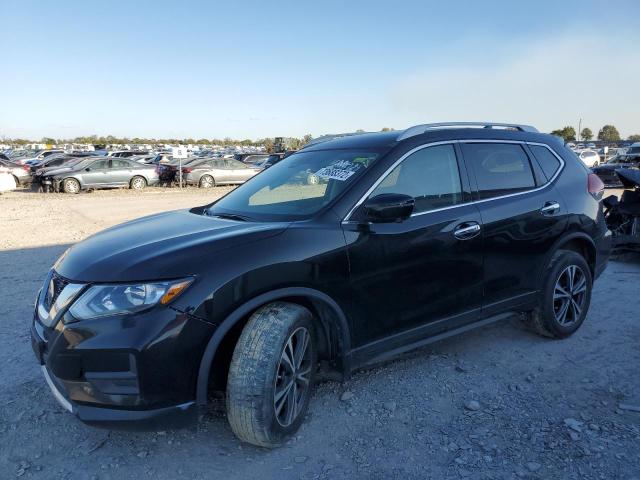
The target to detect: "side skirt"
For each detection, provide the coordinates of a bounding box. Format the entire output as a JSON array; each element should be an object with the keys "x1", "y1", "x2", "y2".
[{"x1": 349, "y1": 311, "x2": 518, "y2": 370}]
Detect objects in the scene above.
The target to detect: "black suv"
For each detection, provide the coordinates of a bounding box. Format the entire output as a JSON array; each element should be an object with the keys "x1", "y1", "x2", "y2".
[{"x1": 31, "y1": 122, "x2": 611, "y2": 447}]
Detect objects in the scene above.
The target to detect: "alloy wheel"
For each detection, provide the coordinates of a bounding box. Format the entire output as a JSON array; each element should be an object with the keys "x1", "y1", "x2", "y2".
[
  {"x1": 64, "y1": 179, "x2": 79, "y2": 193},
  {"x1": 273, "y1": 327, "x2": 312, "y2": 427},
  {"x1": 200, "y1": 176, "x2": 214, "y2": 188},
  {"x1": 131, "y1": 177, "x2": 145, "y2": 190},
  {"x1": 553, "y1": 265, "x2": 587, "y2": 326}
]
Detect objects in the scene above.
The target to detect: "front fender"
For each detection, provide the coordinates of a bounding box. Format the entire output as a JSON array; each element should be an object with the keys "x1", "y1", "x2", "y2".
[{"x1": 195, "y1": 286, "x2": 351, "y2": 405}]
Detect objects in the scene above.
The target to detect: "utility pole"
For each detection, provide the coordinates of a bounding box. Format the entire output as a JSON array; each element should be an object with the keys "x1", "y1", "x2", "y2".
[{"x1": 578, "y1": 118, "x2": 582, "y2": 142}]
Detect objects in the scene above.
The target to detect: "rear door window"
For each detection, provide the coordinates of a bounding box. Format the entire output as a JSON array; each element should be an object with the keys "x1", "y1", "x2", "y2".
[
  {"x1": 461, "y1": 143, "x2": 536, "y2": 199},
  {"x1": 112, "y1": 159, "x2": 132, "y2": 168},
  {"x1": 529, "y1": 145, "x2": 561, "y2": 180}
]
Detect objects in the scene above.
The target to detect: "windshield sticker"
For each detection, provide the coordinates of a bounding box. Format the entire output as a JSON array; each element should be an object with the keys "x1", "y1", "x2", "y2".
[{"x1": 314, "y1": 160, "x2": 363, "y2": 181}]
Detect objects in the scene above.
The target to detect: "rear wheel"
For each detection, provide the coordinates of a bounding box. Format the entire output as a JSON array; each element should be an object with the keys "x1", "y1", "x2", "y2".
[
  {"x1": 130, "y1": 176, "x2": 146, "y2": 190},
  {"x1": 63, "y1": 178, "x2": 80, "y2": 194},
  {"x1": 524, "y1": 249, "x2": 592, "y2": 338},
  {"x1": 12, "y1": 176, "x2": 19, "y2": 189},
  {"x1": 199, "y1": 175, "x2": 215, "y2": 188},
  {"x1": 226, "y1": 302, "x2": 317, "y2": 448}
]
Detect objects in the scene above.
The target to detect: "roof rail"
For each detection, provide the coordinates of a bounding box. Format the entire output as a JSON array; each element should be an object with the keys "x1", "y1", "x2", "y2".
[{"x1": 397, "y1": 122, "x2": 539, "y2": 141}]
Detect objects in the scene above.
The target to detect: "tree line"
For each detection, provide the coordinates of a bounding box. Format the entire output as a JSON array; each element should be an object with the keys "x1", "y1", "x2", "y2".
[
  {"x1": 550, "y1": 125, "x2": 640, "y2": 143},
  {"x1": 1, "y1": 128, "x2": 399, "y2": 149}
]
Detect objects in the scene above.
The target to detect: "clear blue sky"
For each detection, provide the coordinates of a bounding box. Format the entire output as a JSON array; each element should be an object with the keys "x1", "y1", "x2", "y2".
[{"x1": 2, "y1": 0, "x2": 639, "y2": 140}]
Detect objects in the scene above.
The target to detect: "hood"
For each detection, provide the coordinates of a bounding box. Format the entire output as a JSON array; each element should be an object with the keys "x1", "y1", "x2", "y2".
[
  {"x1": 42, "y1": 164, "x2": 85, "y2": 176},
  {"x1": 55, "y1": 209, "x2": 289, "y2": 282}
]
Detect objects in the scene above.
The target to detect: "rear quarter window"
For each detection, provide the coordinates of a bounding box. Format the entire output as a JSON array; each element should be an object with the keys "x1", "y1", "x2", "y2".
[{"x1": 529, "y1": 145, "x2": 562, "y2": 181}]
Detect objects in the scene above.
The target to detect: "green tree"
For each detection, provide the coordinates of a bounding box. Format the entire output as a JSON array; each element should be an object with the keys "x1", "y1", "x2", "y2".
[
  {"x1": 580, "y1": 128, "x2": 593, "y2": 141},
  {"x1": 40, "y1": 137, "x2": 56, "y2": 145},
  {"x1": 303, "y1": 134, "x2": 313, "y2": 145},
  {"x1": 628, "y1": 134, "x2": 640, "y2": 142},
  {"x1": 550, "y1": 126, "x2": 576, "y2": 142},
  {"x1": 381, "y1": 127, "x2": 395, "y2": 131},
  {"x1": 597, "y1": 125, "x2": 620, "y2": 142}
]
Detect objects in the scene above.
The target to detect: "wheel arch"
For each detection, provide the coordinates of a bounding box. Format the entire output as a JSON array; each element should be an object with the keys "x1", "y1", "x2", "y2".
[
  {"x1": 195, "y1": 287, "x2": 351, "y2": 405},
  {"x1": 541, "y1": 232, "x2": 597, "y2": 282},
  {"x1": 61, "y1": 176, "x2": 82, "y2": 191}
]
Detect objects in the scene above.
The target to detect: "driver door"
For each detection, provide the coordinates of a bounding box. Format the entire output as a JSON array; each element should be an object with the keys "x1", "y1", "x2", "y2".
[
  {"x1": 342, "y1": 143, "x2": 484, "y2": 352},
  {"x1": 81, "y1": 159, "x2": 111, "y2": 186}
]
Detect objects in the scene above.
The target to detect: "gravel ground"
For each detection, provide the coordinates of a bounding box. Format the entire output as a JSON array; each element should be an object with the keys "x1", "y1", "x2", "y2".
[{"x1": 1, "y1": 187, "x2": 639, "y2": 480}]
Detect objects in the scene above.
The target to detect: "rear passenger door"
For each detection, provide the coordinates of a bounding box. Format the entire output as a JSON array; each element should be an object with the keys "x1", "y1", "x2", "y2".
[
  {"x1": 110, "y1": 159, "x2": 135, "y2": 185},
  {"x1": 459, "y1": 141, "x2": 568, "y2": 315}
]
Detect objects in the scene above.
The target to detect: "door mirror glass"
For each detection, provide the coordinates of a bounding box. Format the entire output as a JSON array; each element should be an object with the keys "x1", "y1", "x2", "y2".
[{"x1": 363, "y1": 193, "x2": 414, "y2": 223}]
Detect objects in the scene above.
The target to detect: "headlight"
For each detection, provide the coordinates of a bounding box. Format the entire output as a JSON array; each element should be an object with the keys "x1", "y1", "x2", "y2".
[{"x1": 67, "y1": 279, "x2": 193, "y2": 322}]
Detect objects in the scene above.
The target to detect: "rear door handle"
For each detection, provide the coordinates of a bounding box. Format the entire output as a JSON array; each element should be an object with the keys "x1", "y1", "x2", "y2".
[
  {"x1": 453, "y1": 222, "x2": 481, "y2": 240},
  {"x1": 540, "y1": 201, "x2": 560, "y2": 216}
]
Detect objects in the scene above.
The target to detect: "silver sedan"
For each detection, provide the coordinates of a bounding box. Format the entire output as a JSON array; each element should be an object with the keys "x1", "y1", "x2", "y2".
[{"x1": 183, "y1": 159, "x2": 260, "y2": 188}]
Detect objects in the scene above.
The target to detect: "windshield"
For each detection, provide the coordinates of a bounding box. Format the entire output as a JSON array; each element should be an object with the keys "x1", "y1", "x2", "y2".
[{"x1": 206, "y1": 149, "x2": 380, "y2": 221}]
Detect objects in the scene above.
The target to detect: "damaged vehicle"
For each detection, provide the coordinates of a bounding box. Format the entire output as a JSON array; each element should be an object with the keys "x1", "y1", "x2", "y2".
[
  {"x1": 603, "y1": 168, "x2": 640, "y2": 252},
  {"x1": 31, "y1": 122, "x2": 611, "y2": 448},
  {"x1": 41, "y1": 157, "x2": 159, "y2": 193}
]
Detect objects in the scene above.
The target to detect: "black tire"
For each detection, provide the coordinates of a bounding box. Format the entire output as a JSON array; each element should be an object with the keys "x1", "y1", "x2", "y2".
[
  {"x1": 524, "y1": 249, "x2": 592, "y2": 338},
  {"x1": 226, "y1": 302, "x2": 317, "y2": 448},
  {"x1": 62, "y1": 178, "x2": 80, "y2": 194},
  {"x1": 130, "y1": 176, "x2": 147, "y2": 190},
  {"x1": 12, "y1": 176, "x2": 20, "y2": 189},
  {"x1": 199, "y1": 175, "x2": 215, "y2": 189}
]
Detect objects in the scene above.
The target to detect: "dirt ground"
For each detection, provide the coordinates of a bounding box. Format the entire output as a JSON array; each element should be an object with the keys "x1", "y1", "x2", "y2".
[{"x1": 1, "y1": 187, "x2": 639, "y2": 480}]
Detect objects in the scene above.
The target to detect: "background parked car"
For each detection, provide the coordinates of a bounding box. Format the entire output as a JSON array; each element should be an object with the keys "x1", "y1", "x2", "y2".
[
  {"x1": 29, "y1": 152, "x2": 97, "y2": 174},
  {"x1": 0, "y1": 159, "x2": 32, "y2": 187},
  {"x1": 107, "y1": 150, "x2": 149, "y2": 158},
  {"x1": 183, "y1": 158, "x2": 260, "y2": 187},
  {"x1": 575, "y1": 149, "x2": 600, "y2": 167},
  {"x1": 0, "y1": 165, "x2": 17, "y2": 192},
  {"x1": 592, "y1": 151, "x2": 640, "y2": 187},
  {"x1": 12, "y1": 149, "x2": 65, "y2": 165},
  {"x1": 42, "y1": 157, "x2": 159, "y2": 193},
  {"x1": 257, "y1": 153, "x2": 287, "y2": 170},
  {"x1": 235, "y1": 153, "x2": 269, "y2": 167}
]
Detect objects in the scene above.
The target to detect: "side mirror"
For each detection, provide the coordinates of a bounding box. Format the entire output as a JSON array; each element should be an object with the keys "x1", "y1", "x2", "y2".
[{"x1": 363, "y1": 193, "x2": 415, "y2": 223}]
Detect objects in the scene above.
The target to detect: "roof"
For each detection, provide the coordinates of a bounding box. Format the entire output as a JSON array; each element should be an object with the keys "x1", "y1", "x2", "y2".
[{"x1": 302, "y1": 122, "x2": 557, "y2": 152}]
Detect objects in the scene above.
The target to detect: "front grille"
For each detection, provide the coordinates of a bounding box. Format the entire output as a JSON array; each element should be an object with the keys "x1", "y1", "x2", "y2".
[{"x1": 44, "y1": 271, "x2": 70, "y2": 310}]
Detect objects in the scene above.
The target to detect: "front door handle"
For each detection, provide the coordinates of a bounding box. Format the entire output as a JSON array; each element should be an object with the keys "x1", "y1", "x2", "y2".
[
  {"x1": 540, "y1": 201, "x2": 560, "y2": 216},
  {"x1": 453, "y1": 222, "x2": 481, "y2": 240}
]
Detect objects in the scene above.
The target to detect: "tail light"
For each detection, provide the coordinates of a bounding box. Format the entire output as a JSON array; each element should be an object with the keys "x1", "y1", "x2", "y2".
[
  {"x1": 23, "y1": 164, "x2": 31, "y2": 171},
  {"x1": 588, "y1": 173, "x2": 604, "y2": 200},
  {"x1": 182, "y1": 168, "x2": 192, "y2": 174}
]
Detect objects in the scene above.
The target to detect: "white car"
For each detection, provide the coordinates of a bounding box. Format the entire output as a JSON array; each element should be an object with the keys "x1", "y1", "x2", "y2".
[
  {"x1": 575, "y1": 149, "x2": 600, "y2": 168},
  {"x1": 0, "y1": 166, "x2": 16, "y2": 192}
]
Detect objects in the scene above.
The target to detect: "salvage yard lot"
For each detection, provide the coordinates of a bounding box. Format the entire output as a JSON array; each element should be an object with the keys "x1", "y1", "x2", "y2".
[{"x1": 1, "y1": 188, "x2": 639, "y2": 479}]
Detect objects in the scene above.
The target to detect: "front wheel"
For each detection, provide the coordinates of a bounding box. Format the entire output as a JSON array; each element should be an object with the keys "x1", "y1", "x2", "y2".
[
  {"x1": 130, "y1": 176, "x2": 147, "y2": 190},
  {"x1": 226, "y1": 302, "x2": 317, "y2": 448},
  {"x1": 63, "y1": 178, "x2": 80, "y2": 194},
  {"x1": 524, "y1": 249, "x2": 592, "y2": 338}
]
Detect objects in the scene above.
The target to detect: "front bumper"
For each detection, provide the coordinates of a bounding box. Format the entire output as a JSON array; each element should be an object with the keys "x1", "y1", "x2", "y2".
[
  {"x1": 40, "y1": 363, "x2": 196, "y2": 429},
  {"x1": 31, "y1": 284, "x2": 214, "y2": 429}
]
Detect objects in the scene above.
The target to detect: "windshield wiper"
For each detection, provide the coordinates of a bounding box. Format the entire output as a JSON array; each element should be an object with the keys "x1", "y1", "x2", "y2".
[{"x1": 207, "y1": 212, "x2": 251, "y2": 222}]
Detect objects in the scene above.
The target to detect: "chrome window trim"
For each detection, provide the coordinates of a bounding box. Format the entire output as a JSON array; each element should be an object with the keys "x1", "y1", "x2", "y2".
[{"x1": 342, "y1": 139, "x2": 565, "y2": 223}]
